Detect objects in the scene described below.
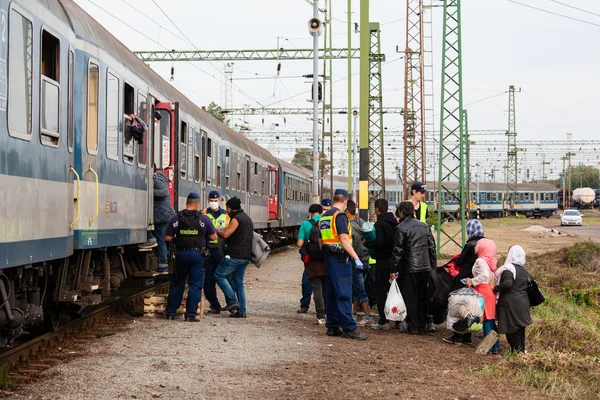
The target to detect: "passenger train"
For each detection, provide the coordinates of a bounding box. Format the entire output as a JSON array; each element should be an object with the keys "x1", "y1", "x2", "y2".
[{"x1": 0, "y1": 0, "x2": 313, "y2": 346}]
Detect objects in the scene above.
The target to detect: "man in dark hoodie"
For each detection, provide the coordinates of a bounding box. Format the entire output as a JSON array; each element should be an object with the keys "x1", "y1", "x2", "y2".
[
  {"x1": 139, "y1": 169, "x2": 175, "y2": 274},
  {"x1": 364, "y1": 198, "x2": 399, "y2": 329}
]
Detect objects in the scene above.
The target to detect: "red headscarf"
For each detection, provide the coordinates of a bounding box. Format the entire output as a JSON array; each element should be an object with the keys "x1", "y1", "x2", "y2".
[{"x1": 475, "y1": 238, "x2": 497, "y2": 272}]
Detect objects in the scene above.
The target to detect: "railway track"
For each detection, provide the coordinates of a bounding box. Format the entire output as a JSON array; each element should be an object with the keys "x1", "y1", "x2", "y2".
[{"x1": 0, "y1": 281, "x2": 170, "y2": 384}]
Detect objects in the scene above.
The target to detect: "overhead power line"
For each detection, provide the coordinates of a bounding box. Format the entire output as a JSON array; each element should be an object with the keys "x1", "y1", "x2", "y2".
[
  {"x1": 548, "y1": 0, "x2": 600, "y2": 19},
  {"x1": 507, "y1": 0, "x2": 600, "y2": 28}
]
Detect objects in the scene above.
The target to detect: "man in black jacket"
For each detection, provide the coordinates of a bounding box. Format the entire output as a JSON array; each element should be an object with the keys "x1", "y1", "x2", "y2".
[
  {"x1": 390, "y1": 201, "x2": 437, "y2": 334},
  {"x1": 364, "y1": 199, "x2": 399, "y2": 329}
]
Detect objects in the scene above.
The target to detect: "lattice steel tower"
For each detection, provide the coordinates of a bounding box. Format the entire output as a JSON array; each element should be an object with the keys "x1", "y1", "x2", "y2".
[
  {"x1": 437, "y1": 0, "x2": 465, "y2": 255},
  {"x1": 505, "y1": 85, "x2": 518, "y2": 214},
  {"x1": 403, "y1": 0, "x2": 425, "y2": 194}
]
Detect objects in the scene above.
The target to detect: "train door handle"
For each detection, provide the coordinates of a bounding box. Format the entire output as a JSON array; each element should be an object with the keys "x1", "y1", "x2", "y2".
[
  {"x1": 85, "y1": 166, "x2": 99, "y2": 227},
  {"x1": 68, "y1": 166, "x2": 81, "y2": 229}
]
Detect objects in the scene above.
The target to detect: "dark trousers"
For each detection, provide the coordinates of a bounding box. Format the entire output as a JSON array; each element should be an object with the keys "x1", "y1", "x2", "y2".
[
  {"x1": 399, "y1": 271, "x2": 429, "y2": 333},
  {"x1": 375, "y1": 260, "x2": 391, "y2": 325},
  {"x1": 204, "y1": 247, "x2": 224, "y2": 310},
  {"x1": 309, "y1": 276, "x2": 326, "y2": 318},
  {"x1": 300, "y1": 270, "x2": 313, "y2": 309},
  {"x1": 324, "y1": 255, "x2": 356, "y2": 332},
  {"x1": 506, "y1": 327, "x2": 526, "y2": 353},
  {"x1": 166, "y1": 250, "x2": 205, "y2": 318}
]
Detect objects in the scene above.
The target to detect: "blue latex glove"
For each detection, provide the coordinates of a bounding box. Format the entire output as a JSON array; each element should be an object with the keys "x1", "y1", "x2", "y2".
[{"x1": 354, "y1": 258, "x2": 364, "y2": 270}]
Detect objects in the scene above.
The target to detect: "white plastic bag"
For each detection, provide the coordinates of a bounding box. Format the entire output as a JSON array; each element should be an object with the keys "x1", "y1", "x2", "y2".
[
  {"x1": 384, "y1": 280, "x2": 407, "y2": 321},
  {"x1": 446, "y1": 287, "x2": 484, "y2": 332}
]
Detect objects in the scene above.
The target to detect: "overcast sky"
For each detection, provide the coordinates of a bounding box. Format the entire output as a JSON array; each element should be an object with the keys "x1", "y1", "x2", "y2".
[{"x1": 74, "y1": 0, "x2": 600, "y2": 180}]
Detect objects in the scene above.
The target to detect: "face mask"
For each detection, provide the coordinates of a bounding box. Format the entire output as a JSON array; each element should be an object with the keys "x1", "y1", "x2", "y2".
[{"x1": 209, "y1": 201, "x2": 219, "y2": 211}]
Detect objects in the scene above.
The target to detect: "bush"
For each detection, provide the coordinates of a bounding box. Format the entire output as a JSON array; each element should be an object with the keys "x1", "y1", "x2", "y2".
[{"x1": 565, "y1": 241, "x2": 600, "y2": 273}]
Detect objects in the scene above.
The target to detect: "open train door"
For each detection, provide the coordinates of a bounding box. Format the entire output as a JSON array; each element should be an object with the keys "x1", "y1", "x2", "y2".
[
  {"x1": 268, "y1": 167, "x2": 279, "y2": 221},
  {"x1": 154, "y1": 102, "x2": 178, "y2": 209}
]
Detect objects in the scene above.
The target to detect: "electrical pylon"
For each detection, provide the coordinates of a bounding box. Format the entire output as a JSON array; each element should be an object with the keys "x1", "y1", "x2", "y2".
[
  {"x1": 436, "y1": 0, "x2": 465, "y2": 256},
  {"x1": 505, "y1": 85, "x2": 519, "y2": 215},
  {"x1": 403, "y1": 0, "x2": 425, "y2": 195},
  {"x1": 320, "y1": 0, "x2": 334, "y2": 199}
]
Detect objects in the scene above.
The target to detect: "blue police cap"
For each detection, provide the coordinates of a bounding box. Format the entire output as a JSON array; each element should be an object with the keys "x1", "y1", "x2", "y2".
[
  {"x1": 208, "y1": 191, "x2": 220, "y2": 199},
  {"x1": 187, "y1": 192, "x2": 200, "y2": 200},
  {"x1": 334, "y1": 189, "x2": 348, "y2": 197},
  {"x1": 321, "y1": 198, "x2": 332, "y2": 206}
]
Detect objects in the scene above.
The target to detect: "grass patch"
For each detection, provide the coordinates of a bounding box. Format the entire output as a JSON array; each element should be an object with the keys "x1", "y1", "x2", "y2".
[
  {"x1": 489, "y1": 246, "x2": 600, "y2": 399},
  {"x1": 0, "y1": 362, "x2": 11, "y2": 389}
]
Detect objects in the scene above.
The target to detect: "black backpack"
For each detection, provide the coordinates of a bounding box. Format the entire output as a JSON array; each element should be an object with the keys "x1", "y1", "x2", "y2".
[{"x1": 306, "y1": 219, "x2": 325, "y2": 261}]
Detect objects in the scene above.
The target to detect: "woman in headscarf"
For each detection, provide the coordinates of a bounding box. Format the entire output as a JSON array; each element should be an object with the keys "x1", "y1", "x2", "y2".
[
  {"x1": 493, "y1": 245, "x2": 532, "y2": 353},
  {"x1": 443, "y1": 219, "x2": 485, "y2": 345},
  {"x1": 465, "y1": 238, "x2": 499, "y2": 354}
]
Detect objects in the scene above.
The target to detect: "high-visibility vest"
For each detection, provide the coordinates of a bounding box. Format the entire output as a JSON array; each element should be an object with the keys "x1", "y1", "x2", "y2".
[
  {"x1": 319, "y1": 210, "x2": 352, "y2": 246},
  {"x1": 203, "y1": 208, "x2": 230, "y2": 244},
  {"x1": 404, "y1": 200, "x2": 428, "y2": 223},
  {"x1": 368, "y1": 257, "x2": 376, "y2": 265}
]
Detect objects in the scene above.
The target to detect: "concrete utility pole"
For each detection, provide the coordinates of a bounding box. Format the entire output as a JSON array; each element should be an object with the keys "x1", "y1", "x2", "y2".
[
  {"x1": 358, "y1": 0, "x2": 370, "y2": 221},
  {"x1": 309, "y1": 1, "x2": 322, "y2": 204}
]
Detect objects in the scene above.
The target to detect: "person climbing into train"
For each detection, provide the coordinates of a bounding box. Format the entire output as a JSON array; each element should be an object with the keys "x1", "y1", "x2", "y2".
[
  {"x1": 443, "y1": 219, "x2": 486, "y2": 345},
  {"x1": 298, "y1": 198, "x2": 331, "y2": 314},
  {"x1": 319, "y1": 189, "x2": 367, "y2": 340},
  {"x1": 139, "y1": 166, "x2": 175, "y2": 274},
  {"x1": 346, "y1": 200, "x2": 374, "y2": 326},
  {"x1": 214, "y1": 197, "x2": 254, "y2": 318},
  {"x1": 297, "y1": 203, "x2": 326, "y2": 324},
  {"x1": 164, "y1": 192, "x2": 217, "y2": 322},
  {"x1": 364, "y1": 198, "x2": 398, "y2": 330},
  {"x1": 202, "y1": 191, "x2": 230, "y2": 314}
]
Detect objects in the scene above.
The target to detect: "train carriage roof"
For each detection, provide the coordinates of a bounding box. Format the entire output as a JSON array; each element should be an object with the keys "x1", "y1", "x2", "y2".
[
  {"x1": 47, "y1": 0, "x2": 277, "y2": 165},
  {"x1": 276, "y1": 157, "x2": 312, "y2": 180}
]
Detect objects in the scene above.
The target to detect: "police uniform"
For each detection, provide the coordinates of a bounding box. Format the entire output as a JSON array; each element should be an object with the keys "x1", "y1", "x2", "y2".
[
  {"x1": 319, "y1": 205, "x2": 357, "y2": 332},
  {"x1": 164, "y1": 193, "x2": 216, "y2": 320},
  {"x1": 202, "y1": 191, "x2": 230, "y2": 312}
]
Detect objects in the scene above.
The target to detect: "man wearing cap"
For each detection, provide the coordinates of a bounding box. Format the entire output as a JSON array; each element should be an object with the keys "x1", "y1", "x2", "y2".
[
  {"x1": 408, "y1": 182, "x2": 429, "y2": 223},
  {"x1": 164, "y1": 192, "x2": 217, "y2": 322},
  {"x1": 319, "y1": 189, "x2": 367, "y2": 340},
  {"x1": 202, "y1": 191, "x2": 230, "y2": 314},
  {"x1": 214, "y1": 197, "x2": 254, "y2": 318},
  {"x1": 321, "y1": 198, "x2": 332, "y2": 212}
]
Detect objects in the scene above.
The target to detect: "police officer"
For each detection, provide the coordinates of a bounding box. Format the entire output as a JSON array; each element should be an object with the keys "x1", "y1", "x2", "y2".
[
  {"x1": 319, "y1": 189, "x2": 367, "y2": 340},
  {"x1": 321, "y1": 198, "x2": 332, "y2": 212},
  {"x1": 408, "y1": 182, "x2": 429, "y2": 222},
  {"x1": 164, "y1": 192, "x2": 217, "y2": 322},
  {"x1": 203, "y1": 191, "x2": 230, "y2": 314}
]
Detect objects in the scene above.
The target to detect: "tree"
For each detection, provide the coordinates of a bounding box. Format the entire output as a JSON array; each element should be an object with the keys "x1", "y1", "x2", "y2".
[
  {"x1": 291, "y1": 148, "x2": 330, "y2": 173},
  {"x1": 550, "y1": 165, "x2": 600, "y2": 189},
  {"x1": 206, "y1": 101, "x2": 225, "y2": 122}
]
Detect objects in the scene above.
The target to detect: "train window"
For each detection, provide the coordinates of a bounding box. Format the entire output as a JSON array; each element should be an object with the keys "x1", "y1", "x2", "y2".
[
  {"x1": 87, "y1": 62, "x2": 99, "y2": 154},
  {"x1": 254, "y1": 162, "x2": 258, "y2": 175},
  {"x1": 123, "y1": 83, "x2": 135, "y2": 162},
  {"x1": 486, "y1": 192, "x2": 491, "y2": 202},
  {"x1": 246, "y1": 158, "x2": 251, "y2": 193},
  {"x1": 106, "y1": 72, "x2": 119, "y2": 160},
  {"x1": 519, "y1": 193, "x2": 524, "y2": 202},
  {"x1": 225, "y1": 148, "x2": 230, "y2": 189},
  {"x1": 138, "y1": 93, "x2": 147, "y2": 168},
  {"x1": 237, "y1": 172, "x2": 242, "y2": 191},
  {"x1": 204, "y1": 134, "x2": 210, "y2": 184},
  {"x1": 194, "y1": 131, "x2": 200, "y2": 183},
  {"x1": 153, "y1": 109, "x2": 170, "y2": 168},
  {"x1": 180, "y1": 120, "x2": 187, "y2": 179},
  {"x1": 67, "y1": 50, "x2": 74, "y2": 152},
  {"x1": 8, "y1": 10, "x2": 33, "y2": 140},
  {"x1": 40, "y1": 30, "x2": 60, "y2": 146},
  {"x1": 492, "y1": 193, "x2": 497, "y2": 202}
]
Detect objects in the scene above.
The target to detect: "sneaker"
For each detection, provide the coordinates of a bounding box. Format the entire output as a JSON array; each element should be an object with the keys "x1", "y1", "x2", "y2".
[
  {"x1": 372, "y1": 322, "x2": 391, "y2": 330},
  {"x1": 342, "y1": 329, "x2": 368, "y2": 340},
  {"x1": 297, "y1": 307, "x2": 309, "y2": 314},
  {"x1": 357, "y1": 315, "x2": 374, "y2": 327},
  {"x1": 442, "y1": 335, "x2": 462, "y2": 345},
  {"x1": 425, "y1": 321, "x2": 437, "y2": 333},
  {"x1": 230, "y1": 311, "x2": 247, "y2": 318},
  {"x1": 316, "y1": 318, "x2": 326, "y2": 325},
  {"x1": 165, "y1": 315, "x2": 175, "y2": 320},
  {"x1": 185, "y1": 316, "x2": 201, "y2": 322},
  {"x1": 138, "y1": 238, "x2": 158, "y2": 249},
  {"x1": 154, "y1": 266, "x2": 169, "y2": 275},
  {"x1": 462, "y1": 334, "x2": 473, "y2": 345},
  {"x1": 326, "y1": 327, "x2": 343, "y2": 337},
  {"x1": 207, "y1": 308, "x2": 221, "y2": 315},
  {"x1": 398, "y1": 321, "x2": 408, "y2": 333},
  {"x1": 222, "y1": 302, "x2": 240, "y2": 312}
]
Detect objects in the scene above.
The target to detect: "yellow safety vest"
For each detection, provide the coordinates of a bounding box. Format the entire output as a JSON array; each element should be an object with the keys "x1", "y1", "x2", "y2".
[
  {"x1": 319, "y1": 210, "x2": 352, "y2": 246},
  {"x1": 203, "y1": 208, "x2": 230, "y2": 244},
  {"x1": 368, "y1": 257, "x2": 376, "y2": 265},
  {"x1": 404, "y1": 200, "x2": 428, "y2": 222}
]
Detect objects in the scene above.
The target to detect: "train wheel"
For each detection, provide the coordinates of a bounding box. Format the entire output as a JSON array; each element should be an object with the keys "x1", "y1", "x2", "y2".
[{"x1": 44, "y1": 305, "x2": 62, "y2": 332}]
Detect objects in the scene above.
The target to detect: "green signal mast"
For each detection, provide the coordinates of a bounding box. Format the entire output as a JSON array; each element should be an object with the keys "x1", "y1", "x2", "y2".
[{"x1": 437, "y1": 0, "x2": 466, "y2": 256}]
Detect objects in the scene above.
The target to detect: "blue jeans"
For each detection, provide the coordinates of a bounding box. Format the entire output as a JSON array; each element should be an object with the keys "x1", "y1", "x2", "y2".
[
  {"x1": 352, "y1": 265, "x2": 369, "y2": 304},
  {"x1": 204, "y1": 247, "x2": 224, "y2": 310},
  {"x1": 215, "y1": 257, "x2": 250, "y2": 314},
  {"x1": 300, "y1": 270, "x2": 313, "y2": 309},
  {"x1": 483, "y1": 319, "x2": 500, "y2": 353},
  {"x1": 151, "y1": 222, "x2": 168, "y2": 265},
  {"x1": 324, "y1": 255, "x2": 356, "y2": 332},
  {"x1": 166, "y1": 250, "x2": 205, "y2": 318}
]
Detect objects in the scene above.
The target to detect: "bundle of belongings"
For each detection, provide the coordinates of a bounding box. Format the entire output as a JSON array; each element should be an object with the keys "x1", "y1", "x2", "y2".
[{"x1": 447, "y1": 287, "x2": 484, "y2": 333}]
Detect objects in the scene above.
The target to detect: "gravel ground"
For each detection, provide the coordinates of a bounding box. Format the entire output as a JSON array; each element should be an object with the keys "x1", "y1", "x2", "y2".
[{"x1": 9, "y1": 246, "x2": 546, "y2": 400}]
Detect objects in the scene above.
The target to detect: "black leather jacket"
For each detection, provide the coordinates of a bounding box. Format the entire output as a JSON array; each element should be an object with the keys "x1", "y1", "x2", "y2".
[{"x1": 390, "y1": 216, "x2": 437, "y2": 274}]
